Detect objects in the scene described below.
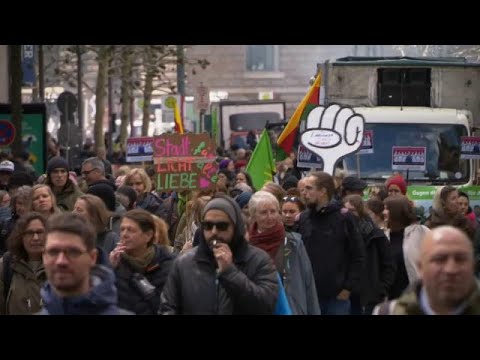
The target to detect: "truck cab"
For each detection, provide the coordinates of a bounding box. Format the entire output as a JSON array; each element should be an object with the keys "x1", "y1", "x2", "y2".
[
  {"x1": 317, "y1": 56, "x2": 480, "y2": 212},
  {"x1": 343, "y1": 107, "x2": 472, "y2": 186},
  {"x1": 210, "y1": 100, "x2": 286, "y2": 150}
]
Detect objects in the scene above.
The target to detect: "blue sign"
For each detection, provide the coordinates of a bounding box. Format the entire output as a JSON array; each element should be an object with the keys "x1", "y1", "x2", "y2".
[{"x1": 21, "y1": 45, "x2": 36, "y2": 86}]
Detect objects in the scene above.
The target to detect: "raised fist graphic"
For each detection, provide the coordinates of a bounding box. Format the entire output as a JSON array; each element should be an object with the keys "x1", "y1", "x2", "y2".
[{"x1": 300, "y1": 104, "x2": 365, "y2": 175}]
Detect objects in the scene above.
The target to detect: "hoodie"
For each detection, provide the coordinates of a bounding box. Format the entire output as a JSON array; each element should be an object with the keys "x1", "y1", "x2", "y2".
[{"x1": 38, "y1": 265, "x2": 131, "y2": 315}]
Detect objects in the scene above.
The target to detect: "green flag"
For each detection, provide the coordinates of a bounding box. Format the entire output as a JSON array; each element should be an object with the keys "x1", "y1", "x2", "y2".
[{"x1": 246, "y1": 129, "x2": 275, "y2": 190}]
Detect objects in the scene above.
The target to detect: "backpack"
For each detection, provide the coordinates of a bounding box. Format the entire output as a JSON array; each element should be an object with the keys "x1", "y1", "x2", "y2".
[{"x1": 2, "y1": 252, "x2": 13, "y2": 299}]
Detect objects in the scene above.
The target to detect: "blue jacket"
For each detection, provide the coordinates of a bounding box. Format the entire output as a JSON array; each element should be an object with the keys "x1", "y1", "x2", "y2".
[{"x1": 38, "y1": 265, "x2": 131, "y2": 315}]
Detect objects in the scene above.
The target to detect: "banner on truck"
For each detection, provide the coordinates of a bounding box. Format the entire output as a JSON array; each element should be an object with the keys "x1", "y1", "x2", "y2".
[
  {"x1": 460, "y1": 136, "x2": 480, "y2": 160},
  {"x1": 358, "y1": 130, "x2": 374, "y2": 154},
  {"x1": 392, "y1": 146, "x2": 426, "y2": 171}
]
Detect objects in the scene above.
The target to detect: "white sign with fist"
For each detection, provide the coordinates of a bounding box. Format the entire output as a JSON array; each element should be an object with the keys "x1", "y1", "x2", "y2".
[{"x1": 300, "y1": 104, "x2": 365, "y2": 175}]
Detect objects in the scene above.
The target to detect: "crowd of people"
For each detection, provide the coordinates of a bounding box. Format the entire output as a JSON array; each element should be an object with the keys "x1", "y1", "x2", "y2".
[{"x1": 0, "y1": 141, "x2": 479, "y2": 315}]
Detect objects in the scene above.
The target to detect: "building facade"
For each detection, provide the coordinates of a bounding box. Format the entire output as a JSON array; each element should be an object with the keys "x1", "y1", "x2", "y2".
[{"x1": 184, "y1": 45, "x2": 393, "y2": 118}]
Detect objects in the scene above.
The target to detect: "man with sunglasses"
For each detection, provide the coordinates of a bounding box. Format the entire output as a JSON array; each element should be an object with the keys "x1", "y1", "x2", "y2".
[
  {"x1": 38, "y1": 213, "x2": 131, "y2": 315},
  {"x1": 160, "y1": 195, "x2": 278, "y2": 314}
]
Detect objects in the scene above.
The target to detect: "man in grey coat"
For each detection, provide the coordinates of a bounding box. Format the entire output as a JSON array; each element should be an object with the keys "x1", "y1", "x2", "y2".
[{"x1": 159, "y1": 195, "x2": 278, "y2": 315}]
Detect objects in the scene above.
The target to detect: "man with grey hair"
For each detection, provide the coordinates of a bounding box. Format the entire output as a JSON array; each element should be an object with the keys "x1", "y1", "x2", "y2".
[
  {"x1": 159, "y1": 194, "x2": 278, "y2": 314},
  {"x1": 81, "y1": 157, "x2": 106, "y2": 185},
  {"x1": 374, "y1": 225, "x2": 480, "y2": 315}
]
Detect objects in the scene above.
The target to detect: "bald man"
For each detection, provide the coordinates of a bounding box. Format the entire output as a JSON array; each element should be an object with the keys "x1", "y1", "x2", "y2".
[
  {"x1": 374, "y1": 225, "x2": 480, "y2": 315},
  {"x1": 373, "y1": 226, "x2": 480, "y2": 315}
]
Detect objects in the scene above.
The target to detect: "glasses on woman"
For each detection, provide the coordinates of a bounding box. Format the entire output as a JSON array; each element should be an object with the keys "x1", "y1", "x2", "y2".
[
  {"x1": 24, "y1": 229, "x2": 45, "y2": 239},
  {"x1": 282, "y1": 196, "x2": 299, "y2": 203}
]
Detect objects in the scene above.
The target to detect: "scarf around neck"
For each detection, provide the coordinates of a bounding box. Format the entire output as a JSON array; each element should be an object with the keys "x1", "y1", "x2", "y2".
[
  {"x1": 121, "y1": 245, "x2": 156, "y2": 273},
  {"x1": 249, "y1": 222, "x2": 285, "y2": 261}
]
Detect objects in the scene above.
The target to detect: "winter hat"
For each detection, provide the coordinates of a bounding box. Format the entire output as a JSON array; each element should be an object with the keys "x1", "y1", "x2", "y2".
[
  {"x1": 219, "y1": 159, "x2": 231, "y2": 170},
  {"x1": 385, "y1": 175, "x2": 407, "y2": 195},
  {"x1": 342, "y1": 176, "x2": 367, "y2": 191},
  {"x1": 87, "y1": 183, "x2": 116, "y2": 211},
  {"x1": 235, "y1": 191, "x2": 252, "y2": 209},
  {"x1": 47, "y1": 156, "x2": 69, "y2": 175},
  {"x1": 0, "y1": 160, "x2": 14, "y2": 173},
  {"x1": 202, "y1": 197, "x2": 238, "y2": 225}
]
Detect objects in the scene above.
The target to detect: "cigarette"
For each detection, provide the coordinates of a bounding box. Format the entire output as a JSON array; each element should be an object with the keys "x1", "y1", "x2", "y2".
[{"x1": 212, "y1": 240, "x2": 217, "y2": 246}]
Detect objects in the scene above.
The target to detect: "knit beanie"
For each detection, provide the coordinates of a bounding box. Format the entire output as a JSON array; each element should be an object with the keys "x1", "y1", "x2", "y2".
[
  {"x1": 385, "y1": 175, "x2": 407, "y2": 195},
  {"x1": 87, "y1": 183, "x2": 116, "y2": 211},
  {"x1": 219, "y1": 159, "x2": 231, "y2": 170},
  {"x1": 235, "y1": 191, "x2": 252, "y2": 209},
  {"x1": 202, "y1": 197, "x2": 238, "y2": 225},
  {"x1": 47, "y1": 156, "x2": 69, "y2": 175}
]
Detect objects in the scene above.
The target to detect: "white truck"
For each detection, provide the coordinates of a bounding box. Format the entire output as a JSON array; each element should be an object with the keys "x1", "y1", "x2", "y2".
[
  {"x1": 319, "y1": 56, "x2": 480, "y2": 210},
  {"x1": 210, "y1": 100, "x2": 286, "y2": 150}
]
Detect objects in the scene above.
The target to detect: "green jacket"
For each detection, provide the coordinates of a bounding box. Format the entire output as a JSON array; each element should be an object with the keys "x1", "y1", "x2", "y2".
[
  {"x1": 374, "y1": 281, "x2": 480, "y2": 315},
  {"x1": 0, "y1": 255, "x2": 47, "y2": 315},
  {"x1": 46, "y1": 178, "x2": 84, "y2": 212}
]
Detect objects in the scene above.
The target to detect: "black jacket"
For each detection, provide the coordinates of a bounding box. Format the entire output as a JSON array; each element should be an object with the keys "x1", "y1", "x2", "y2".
[
  {"x1": 159, "y1": 235, "x2": 278, "y2": 315},
  {"x1": 355, "y1": 218, "x2": 395, "y2": 306},
  {"x1": 115, "y1": 244, "x2": 174, "y2": 315},
  {"x1": 298, "y1": 201, "x2": 365, "y2": 299}
]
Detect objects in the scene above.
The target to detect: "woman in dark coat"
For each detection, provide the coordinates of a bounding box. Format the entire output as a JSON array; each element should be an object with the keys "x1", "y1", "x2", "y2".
[{"x1": 109, "y1": 209, "x2": 174, "y2": 315}]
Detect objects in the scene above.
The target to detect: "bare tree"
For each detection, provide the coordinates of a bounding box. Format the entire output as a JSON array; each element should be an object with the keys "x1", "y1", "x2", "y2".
[
  {"x1": 9, "y1": 45, "x2": 23, "y2": 156},
  {"x1": 119, "y1": 46, "x2": 134, "y2": 146}
]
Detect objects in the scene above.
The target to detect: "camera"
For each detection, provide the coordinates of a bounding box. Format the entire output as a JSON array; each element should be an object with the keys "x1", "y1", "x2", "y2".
[{"x1": 131, "y1": 273, "x2": 156, "y2": 299}]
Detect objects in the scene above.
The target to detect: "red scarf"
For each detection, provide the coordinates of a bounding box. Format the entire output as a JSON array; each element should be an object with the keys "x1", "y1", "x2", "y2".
[{"x1": 249, "y1": 222, "x2": 285, "y2": 261}]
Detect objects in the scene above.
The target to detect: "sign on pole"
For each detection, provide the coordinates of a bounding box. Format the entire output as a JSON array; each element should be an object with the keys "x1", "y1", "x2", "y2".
[
  {"x1": 126, "y1": 137, "x2": 154, "y2": 162},
  {"x1": 391, "y1": 146, "x2": 426, "y2": 172},
  {"x1": 196, "y1": 84, "x2": 209, "y2": 113},
  {"x1": 153, "y1": 133, "x2": 217, "y2": 191},
  {"x1": 460, "y1": 136, "x2": 480, "y2": 160},
  {"x1": 299, "y1": 104, "x2": 365, "y2": 175}
]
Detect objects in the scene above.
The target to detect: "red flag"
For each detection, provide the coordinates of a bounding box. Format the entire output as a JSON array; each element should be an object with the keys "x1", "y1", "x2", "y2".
[{"x1": 277, "y1": 73, "x2": 321, "y2": 154}]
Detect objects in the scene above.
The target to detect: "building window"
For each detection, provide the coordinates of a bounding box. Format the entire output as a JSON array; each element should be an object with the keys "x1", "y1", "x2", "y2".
[{"x1": 246, "y1": 45, "x2": 277, "y2": 72}]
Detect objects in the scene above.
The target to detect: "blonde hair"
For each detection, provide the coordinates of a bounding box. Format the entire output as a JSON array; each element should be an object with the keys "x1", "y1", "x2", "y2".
[
  {"x1": 29, "y1": 184, "x2": 61, "y2": 215},
  {"x1": 151, "y1": 214, "x2": 170, "y2": 247},
  {"x1": 115, "y1": 165, "x2": 131, "y2": 177},
  {"x1": 125, "y1": 168, "x2": 152, "y2": 193}
]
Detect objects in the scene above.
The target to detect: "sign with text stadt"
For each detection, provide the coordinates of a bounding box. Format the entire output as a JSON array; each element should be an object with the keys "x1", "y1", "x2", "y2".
[{"x1": 153, "y1": 133, "x2": 217, "y2": 191}]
